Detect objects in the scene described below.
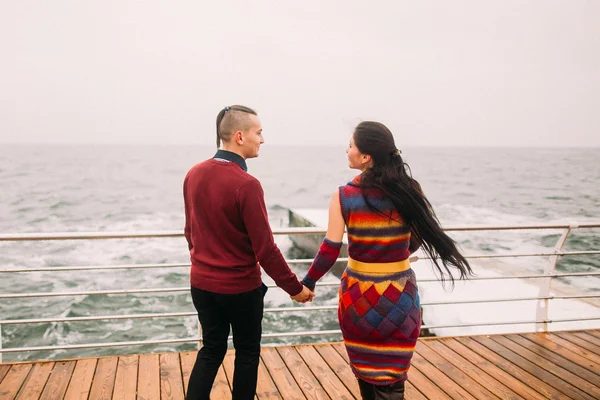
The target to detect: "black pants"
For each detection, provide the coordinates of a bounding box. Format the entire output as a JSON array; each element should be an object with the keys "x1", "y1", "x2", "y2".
[
  {"x1": 186, "y1": 284, "x2": 267, "y2": 400},
  {"x1": 358, "y1": 378, "x2": 405, "y2": 400}
]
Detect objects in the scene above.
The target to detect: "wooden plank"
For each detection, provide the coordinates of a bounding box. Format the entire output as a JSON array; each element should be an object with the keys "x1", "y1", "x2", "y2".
[
  {"x1": 276, "y1": 346, "x2": 329, "y2": 400},
  {"x1": 574, "y1": 331, "x2": 600, "y2": 347},
  {"x1": 15, "y1": 362, "x2": 54, "y2": 400},
  {"x1": 171, "y1": 350, "x2": 230, "y2": 399},
  {"x1": 0, "y1": 365, "x2": 10, "y2": 385},
  {"x1": 330, "y1": 342, "x2": 427, "y2": 400},
  {"x1": 556, "y1": 331, "x2": 600, "y2": 356},
  {"x1": 406, "y1": 363, "x2": 452, "y2": 400},
  {"x1": 159, "y1": 353, "x2": 185, "y2": 400},
  {"x1": 472, "y1": 335, "x2": 593, "y2": 400},
  {"x1": 410, "y1": 351, "x2": 476, "y2": 400},
  {"x1": 39, "y1": 361, "x2": 76, "y2": 400},
  {"x1": 331, "y1": 343, "x2": 349, "y2": 363},
  {"x1": 319, "y1": 343, "x2": 426, "y2": 400},
  {"x1": 179, "y1": 351, "x2": 196, "y2": 394},
  {"x1": 138, "y1": 354, "x2": 160, "y2": 400},
  {"x1": 296, "y1": 345, "x2": 353, "y2": 400},
  {"x1": 211, "y1": 365, "x2": 232, "y2": 400},
  {"x1": 260, "y1": 347, "x2": 305, "y2": 400},
  {"x1": 220, "y1": 349, "x2": 260, "y2": 399},
  {"x1": 455, "y1": 336, "x2": 568, "y2": 400},
  {"x1": 313, "y1": 344, "x2": 360, "y2": 399},
  {"x1": 403, "y1": 381, "x2": 428, "y2": 400},
  {"x1": 222, "y1": 350, "x2": 235, "y2": 392},
  {"x1": 256, "y1": 357, "x2": 282, "y2": 399},
  {"x1": 88, "y1": 357, "x2": 118, "y2": 400},
  {"x1": 586, "y1": 329, "x2": 600, "y2": 340},
  {"x1": 492, "y1": 335, "x2": 600, "y2": 399},
  {"x1": 443, "y1": 338, "x2": 547, "y2": 400},
  {"x1": 63, "y1": 358, "x2": 97, "y2": 400},
  {"x1": 415, "y1": 342, "x2": 497, "y2": 400},
  {"x1": 544, "y1": 332, "x2": 600, "y2": 364},
  {"x1": 423, "y1": 339, "x2": 521, "y2": 400},
  {"x1": 0, "y1": 364, "x2": 33, "y2": 400},
  {"x1": 112, "y1": 355, "x2": 138, "y2": 400},
  {"x1": 516, "y1": 333, "x2": 600, "y2": 376}
]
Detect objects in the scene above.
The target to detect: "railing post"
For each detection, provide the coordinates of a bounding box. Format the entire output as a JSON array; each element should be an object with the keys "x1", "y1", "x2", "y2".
[
  {"x1": 197, "y1": 321, "x2": 202, "y2": 350},
  {"x1": 536, "y1": 224, "x2": 575, "y2": 332}
]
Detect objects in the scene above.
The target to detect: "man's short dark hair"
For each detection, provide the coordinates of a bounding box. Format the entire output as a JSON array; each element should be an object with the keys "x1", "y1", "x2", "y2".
[{"x1": 216, "y1": 105, "x2": 257, "y2": 148}]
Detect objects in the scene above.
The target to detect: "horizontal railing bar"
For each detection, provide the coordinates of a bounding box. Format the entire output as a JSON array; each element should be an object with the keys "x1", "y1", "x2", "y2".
[
  {"x1": 0, "y1": 287, "x2": 189, "y2": 299},
  {"x1": 2, "y1": 293, "x2": 598, "y2": 324},
  {"x1": 411, "y1": 250, "x2": 600, "y2": 261},
  {"x1": 420, "y1": 316, "x2": 600, "y2": 330},
  {"x1": 4, "y1": 271, "x2": 600, "y2": 298},
  {"x1": 0, "y1": 263, "x2": 191, "y2": 273},
  {"x1": 0, "y1": 312, "x2": 196, "y2": 325},
  {"x1": 0, "y1": 231, "x2": 185, "y2": 241},
  {"x1": 4, "y1": 249, "x2": 599, "y2": 273},
  {"x1": 3, "y1": 316, "x2": 600, "y2": 354},
  {"x1": 439, "y1": 223, "x2": 600, "y2": 231},
  {"x1": 0, "y1": 306, "x2": 339, "y2": 325},
  {"x1": 419, "y1": 271, "x2": 600, "y2": 282},
  {"x1": 0, "y1": 338, "x2": 201, "y2": 353},
  {"x1": 422, "y1": 294, "x2": 600, "y2": 306},
  {"x1": 458, "y1": 250, "x2": 600, "y2": 259},
  {"x1": 0, "y1": 223, "x2": 599, "y2": 242},
  {"x1": 0, "y1": 228, "x2": 328, "y2": 241},
  {"x1": 0, "y1": 330, "x2": 344, "y2": 353},
  {"x1": 0, "y1": 259, "x2": 329, "y2": 273}
]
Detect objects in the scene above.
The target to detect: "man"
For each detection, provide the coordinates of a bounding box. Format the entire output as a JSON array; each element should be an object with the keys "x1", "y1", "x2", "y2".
[{"x1": 183, "y1": 105, "x2": 314, "y2": 400}]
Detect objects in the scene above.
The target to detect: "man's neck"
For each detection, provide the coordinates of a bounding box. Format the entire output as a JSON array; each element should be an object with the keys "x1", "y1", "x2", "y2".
[
  {"x1": 221, "y1": 147, "x2": 246, "y2": 160},
  {"x1": 214, "y1": 149, "x2": 248, "y2": 171}
]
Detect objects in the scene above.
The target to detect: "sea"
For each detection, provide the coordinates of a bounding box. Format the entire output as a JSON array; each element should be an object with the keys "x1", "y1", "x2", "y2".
[{"x1": 1, "y1": 144, "x2": 599, "y2": 362}]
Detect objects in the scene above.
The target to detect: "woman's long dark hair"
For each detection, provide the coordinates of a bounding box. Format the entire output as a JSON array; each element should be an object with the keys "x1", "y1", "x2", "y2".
[{"x1": 354, "y1": 121, "x2": 473, "y2": 285}]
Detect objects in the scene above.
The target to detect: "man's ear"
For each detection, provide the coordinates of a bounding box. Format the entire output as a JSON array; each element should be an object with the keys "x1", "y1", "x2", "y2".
[{"x1": 234, "y1": 131, "x2": 244, "y2": 145}]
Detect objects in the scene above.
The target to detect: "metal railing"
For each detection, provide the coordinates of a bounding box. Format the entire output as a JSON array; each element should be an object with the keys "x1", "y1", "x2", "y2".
[{"x1": 1, "y1": 222, "x2": 599, "y2": 361}]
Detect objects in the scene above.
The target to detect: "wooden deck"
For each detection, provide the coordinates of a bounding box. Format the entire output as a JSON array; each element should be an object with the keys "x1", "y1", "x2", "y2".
[{"x1": 1, "y1": 330, "x2": 599, "y2": 399}]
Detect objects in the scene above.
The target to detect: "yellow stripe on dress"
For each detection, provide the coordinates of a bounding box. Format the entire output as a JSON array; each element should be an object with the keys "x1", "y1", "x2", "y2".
[{"x1": 348, "y1": 258, "x2": 411, "y2": 273}]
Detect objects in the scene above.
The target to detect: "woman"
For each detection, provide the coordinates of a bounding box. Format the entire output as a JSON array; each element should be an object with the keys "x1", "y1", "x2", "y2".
[{"x1": 301, "y1": 121, "x2": 472, "y2": 400}]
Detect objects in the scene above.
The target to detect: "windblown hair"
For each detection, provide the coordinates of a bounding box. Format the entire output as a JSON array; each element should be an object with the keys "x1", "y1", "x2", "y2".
[
  {"x1": 353, "y1": 121, "x2": 473, "y2": 285},
  {"x1": 215, "y1": 105, "x2": 257, "y2": 148}
]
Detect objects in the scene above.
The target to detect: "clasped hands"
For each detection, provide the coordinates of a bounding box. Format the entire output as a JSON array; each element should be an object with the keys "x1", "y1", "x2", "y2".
[{"x1": 290, "y1": 285, "x2": 315, "y2": 303}]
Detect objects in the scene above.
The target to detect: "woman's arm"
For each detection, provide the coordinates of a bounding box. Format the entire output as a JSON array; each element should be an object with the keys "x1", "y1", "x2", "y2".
[
  {"x1": 301, "y1": 190, "x2": 345, "y2": 290},
  {"x1": 325, "y1": 190, "x2": 345, "y2": 242}
]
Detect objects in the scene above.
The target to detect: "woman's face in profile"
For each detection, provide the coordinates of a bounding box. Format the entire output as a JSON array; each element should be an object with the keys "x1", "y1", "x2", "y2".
[{"x1": 346, "y1": 136, "x2": 364, "y2": 170}]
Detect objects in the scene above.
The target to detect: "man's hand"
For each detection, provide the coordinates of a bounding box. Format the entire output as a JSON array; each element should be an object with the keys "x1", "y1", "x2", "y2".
[{"x1": 291, "y1": 285, "x2": 315, "y2": 303}]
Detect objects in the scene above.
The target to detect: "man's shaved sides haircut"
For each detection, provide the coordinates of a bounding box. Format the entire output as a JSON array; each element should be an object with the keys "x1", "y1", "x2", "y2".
[{"x1": 215, "y1": 105, "x2": 257, "y2": 148}]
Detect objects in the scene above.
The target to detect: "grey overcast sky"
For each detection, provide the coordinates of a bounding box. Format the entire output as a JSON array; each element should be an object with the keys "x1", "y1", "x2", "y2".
[{"x1": 1, "y1": 1, "x2": 599, "y2": 146}]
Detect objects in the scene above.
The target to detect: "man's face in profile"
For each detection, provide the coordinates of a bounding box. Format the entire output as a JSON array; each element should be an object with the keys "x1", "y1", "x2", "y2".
[{"x1": 240, "y1": 115, "x2": 264, "y2": 159}]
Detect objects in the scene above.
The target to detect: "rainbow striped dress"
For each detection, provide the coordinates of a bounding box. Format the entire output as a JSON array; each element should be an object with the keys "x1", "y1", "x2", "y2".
[{"x1": 306, "y1": 175, "x2": 421, "y2": 386}]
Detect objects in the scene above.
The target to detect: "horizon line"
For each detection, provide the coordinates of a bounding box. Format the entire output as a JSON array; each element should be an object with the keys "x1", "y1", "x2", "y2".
[{"x1": 1, "y1": 142, "x2": 599, "y2": 149}]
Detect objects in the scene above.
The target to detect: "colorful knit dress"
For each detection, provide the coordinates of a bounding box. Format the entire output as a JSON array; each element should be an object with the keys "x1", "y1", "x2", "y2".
[{"x1": 302, "y1": 175, "x2": 421, "y2": 386}]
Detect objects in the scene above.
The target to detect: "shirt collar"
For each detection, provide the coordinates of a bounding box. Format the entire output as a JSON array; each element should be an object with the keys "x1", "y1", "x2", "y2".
[{"x1": 213, "y1": 149, "x2": 248, "y2": 171}]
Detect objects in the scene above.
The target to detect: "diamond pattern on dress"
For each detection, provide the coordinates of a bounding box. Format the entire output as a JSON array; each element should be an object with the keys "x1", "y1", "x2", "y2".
[
  {"x1": 364, "y1": 285, "x2": 380, "y2": 306},
  {"x1": 339, "y1": 279, "x2": 421, "y2": 340}
]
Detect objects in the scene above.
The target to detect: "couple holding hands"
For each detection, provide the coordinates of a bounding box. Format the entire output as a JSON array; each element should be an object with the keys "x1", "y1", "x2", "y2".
[{"x1": 183, "y1": 105, "x2": 471, "y2": 400}]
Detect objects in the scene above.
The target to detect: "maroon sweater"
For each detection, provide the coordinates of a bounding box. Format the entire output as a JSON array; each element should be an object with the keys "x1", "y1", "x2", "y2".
[{"x1": 183, "y1": 151, "x2": 303, "y2": 295}]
